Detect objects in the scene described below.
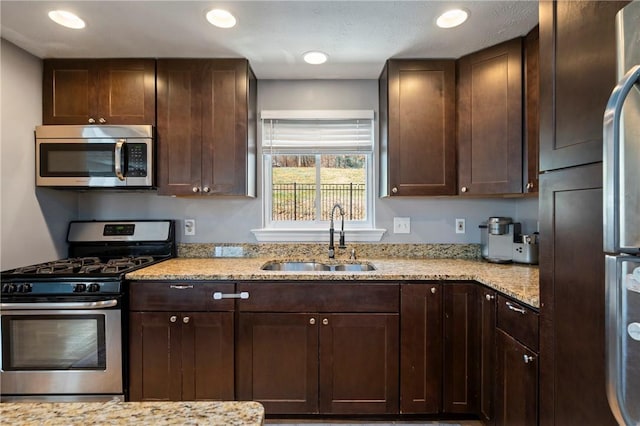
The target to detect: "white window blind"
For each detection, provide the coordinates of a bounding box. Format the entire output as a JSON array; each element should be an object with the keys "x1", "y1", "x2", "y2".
[{"x1": 261, "y1": 110, "x2": 374, "y2": 153}]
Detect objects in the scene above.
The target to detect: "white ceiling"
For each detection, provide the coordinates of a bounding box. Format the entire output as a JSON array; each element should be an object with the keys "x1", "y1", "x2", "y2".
[{"x1": 0, "y1": 1, "x2": 538, "y2": 79}]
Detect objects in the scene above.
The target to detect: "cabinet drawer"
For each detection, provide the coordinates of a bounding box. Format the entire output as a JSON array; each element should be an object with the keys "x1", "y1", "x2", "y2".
[
  {"x1": 237, "y1": 282, "x2": 399, "y2": 313},
  {"x1": 496, "y1": 295, "x2": 539, "y2": 351},
  {"x1": 129, "y1": 281, "x2": 235, "y2": 311}
]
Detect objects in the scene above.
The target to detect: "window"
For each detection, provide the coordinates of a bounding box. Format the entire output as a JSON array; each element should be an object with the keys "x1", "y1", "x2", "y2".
[{"x1": 253, "y1": 110, "x2": 383, "y2": 242}]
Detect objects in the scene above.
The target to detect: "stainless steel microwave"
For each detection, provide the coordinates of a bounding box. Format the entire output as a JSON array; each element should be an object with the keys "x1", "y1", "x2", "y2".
[{"x1": 35, "y1": 125, "x2": 154, "y2": 188}]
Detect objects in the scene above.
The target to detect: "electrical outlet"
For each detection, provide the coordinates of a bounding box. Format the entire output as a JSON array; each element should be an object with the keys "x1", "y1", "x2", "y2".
[
  {"x1": 184, "y1": 219, "x2": 196, "y2": 236},
  {"x1": 393, "y1": 217, "x2": 411, "y2": 234},
  {"x1": 455, "y1": 218, "x2": 466, "y2": 234}
]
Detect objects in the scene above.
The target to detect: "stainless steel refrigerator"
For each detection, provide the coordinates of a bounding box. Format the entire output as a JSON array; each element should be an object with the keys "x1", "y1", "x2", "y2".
[{"x1": 604, "y1": 1, "x2": 640, "y2": 425}]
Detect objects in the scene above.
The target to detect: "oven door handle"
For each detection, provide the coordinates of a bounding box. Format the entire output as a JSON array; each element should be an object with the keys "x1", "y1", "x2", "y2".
[{"x1": 0, "y1": 299, "x2": 119, "y2": 310}]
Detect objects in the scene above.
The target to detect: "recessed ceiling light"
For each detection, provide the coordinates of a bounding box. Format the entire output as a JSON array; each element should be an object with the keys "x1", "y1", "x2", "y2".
[
  {"x1": 48, "y1": 10, "x2": 85, "y2": 29},
  {"x1": 206, "y1": 9, "x2": 237, "y2": 28},
  {"x1": 436, "y1": 9, "x2": 469, "y2": 28},
  {"x1": 303, "y1": 51, "x2": 328, "y2": 65}
]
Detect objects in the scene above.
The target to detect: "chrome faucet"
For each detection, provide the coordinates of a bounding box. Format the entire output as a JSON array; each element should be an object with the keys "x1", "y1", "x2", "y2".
[{"x1": 328, "y1": 203, "x2": 346, "y2": 259}]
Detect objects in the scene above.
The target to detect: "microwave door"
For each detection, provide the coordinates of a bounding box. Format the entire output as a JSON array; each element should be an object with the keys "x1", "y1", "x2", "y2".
[{"x1": 606, "y1": 255, "x2": 640, "y2": 426}]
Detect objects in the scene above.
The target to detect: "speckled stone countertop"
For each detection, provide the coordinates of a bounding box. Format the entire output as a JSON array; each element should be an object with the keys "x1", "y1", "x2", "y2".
[
  {"x1": 127, "y1": 258, "x2": 539, "y2": 308},
  {"x1": 0, "y1": 400, "x2": 264, "y2": 425}
]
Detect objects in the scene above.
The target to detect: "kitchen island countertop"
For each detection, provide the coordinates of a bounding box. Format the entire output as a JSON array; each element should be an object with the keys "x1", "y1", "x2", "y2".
[
  {"x1": 0, "y1": 400, "x2": 264, "y2": 425},
  {"x1": 126, "y1": 257, "x2": 539, "y2": 308}
]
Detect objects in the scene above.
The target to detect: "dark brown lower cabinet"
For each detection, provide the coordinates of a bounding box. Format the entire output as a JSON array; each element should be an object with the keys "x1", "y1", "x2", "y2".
[
  {"x1": 129, "y1": 311, "x2": 234, "y2": 401},
  {"x1": 478, "y1": 288, "x2": 497, "y2": 425},
  {"x1": 400, "y1": 283, "x2": 443, "y2": 414},
  {"x1": 495, "y1": 330, "x2": 537, "y2": 426},
  {"x1": 237, "y1": 312, "x2": 399, "y2": 415},
  {"x1": 443, "y1": 283, "x2": 479, "y2": 414}
]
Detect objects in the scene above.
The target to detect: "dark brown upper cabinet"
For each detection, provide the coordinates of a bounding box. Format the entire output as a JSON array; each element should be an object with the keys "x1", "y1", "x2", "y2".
[
  {"x1": 457, "y1": 38, "x2": 523, "y2": 195},
  {"x1": 156, "y1": 59, "x2": 256, "y2": 197},
  {"x1": 539, "y1": 1, "x2": 626, "y2": 171},
  {"x1": 379, "y1": 59, "x2": 456, "y2": 196},
  {"x1": 524, "y1": 26, "x2": 540, "y2": 194},
  {"x1": 43, "y1": 59, "x2": 156, "y2": 125}
]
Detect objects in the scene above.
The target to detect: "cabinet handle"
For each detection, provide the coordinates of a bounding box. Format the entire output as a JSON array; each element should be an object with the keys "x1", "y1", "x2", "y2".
[
  {"x1": 88, "y1": 118, "x2": 96, "y2": 124},
  {"x1": 170, "y1": 315, "x2": 177, "y2": 323},
  {"x1": 431, "y1": 287, "x2": 437, "y2": 294},
  {"x1": 213, "y1": 291, "x2": 249, "y2": 300},
  {"x1": 485, "y1": 294, "x2": 495, "y2": 301},
  {"x1": 506, "y1": 301, "x2": 526, "y2": 314},
  {"x1": 170, "y1": 284, "x2": 194, "y2": 290},
  {"x1": 192, "y1": 186, "x2": 200, "y2": 193},
  {"x1": 203, "y1": 186, "x2": 211, "y2": 193},
  {"x1": 526, "y1": 182, "x2": 534, "y2": 190},
  {"x1": 309, "y1": 318, "x2": 316, "y2": 325},
  {"x1": 461, "y1": 186, "x2": 468, "y2": 193},
  {"x1": 391, "y1": 187, "x2": 398, "y2": 194},
  {"x1": 98, "y1": 117, "x2": 106, "y2": 124},
  {"x1": 183, "y1": 316, "x2": 190, "y2": 324},
  {"x1": 524, "y1": 354, "x2": 534, "y2": 364},
  {"x1": 322, "y1": 318, "x2": 329, "y2": 325}
]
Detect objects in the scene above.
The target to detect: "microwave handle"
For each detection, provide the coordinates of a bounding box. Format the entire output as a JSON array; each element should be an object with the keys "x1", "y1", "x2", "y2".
[{"x1": 114, "y1": 139, "x2": 126, "y2": 181}]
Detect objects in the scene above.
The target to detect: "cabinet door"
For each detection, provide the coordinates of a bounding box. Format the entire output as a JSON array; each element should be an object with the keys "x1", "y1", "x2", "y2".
[
  {"x1": 157, "y1": 59, "x2": 204, "y2": 195},
  {"x1": 129, "y1": 312, "x2": 182, "y2": 401},
  {"x1": 319, "y1": 313, "x2": 399, "y2": 414},
  {"x1": 380, "y1": 60, "x2": 456, "y2": 196},
  {"x1": 538, "y1": 163, "x2": 617, "y2": 425},
  {"x1": 236, "y1": 313, "x2": 319, "y2": 414},
  {"x1": 524, "y1": 26, "x2": 539, "y2": 194},
  {"x1": 181, "y1": 312, "x2": 234, "y2": 401},
  {"x1": 479, "y1": 288, "x2": 497, "y2": 424},
  {"x1": 457, "y1": 38, "x2": 523, "y2": 195},
  {"x1": 400, "y1": 283, "x2": 442, "y2": 414},
  {"x1": 539, "y1": 1, "x2": 626, "y2": 171},
  {"x1": 201, "y1": 60, "x2": 255, "y2": 196},
  {"x1": 43, "y1": 59, "x2": 98, "y2": 125},
  {"x1": 443, "y1": 283, "x2": 478, "y2": 414},
  {"x1": 97, "y1": 59, "x2": 156, "y2": 125},
  {"x1": 495, "y1": 330, "x2": 537, "y2": 426}
]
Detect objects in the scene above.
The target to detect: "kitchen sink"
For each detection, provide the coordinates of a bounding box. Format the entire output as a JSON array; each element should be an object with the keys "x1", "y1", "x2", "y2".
[{"x1": 260, "y1": 261, "x2": 376, "y2": 272}]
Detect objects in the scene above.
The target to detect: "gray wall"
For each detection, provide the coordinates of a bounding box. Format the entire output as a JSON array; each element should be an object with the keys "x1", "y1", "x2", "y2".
[
  {"x1": 79, "y1": 79, "x2": 537, "y2": 244},
  {"x1": 1, "y1": 40, "x2": 77, "y2": 270}
]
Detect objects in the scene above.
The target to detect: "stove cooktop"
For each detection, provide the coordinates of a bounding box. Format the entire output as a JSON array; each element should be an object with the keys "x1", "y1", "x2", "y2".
[{"x1": 6, "y1": 256, "x2": 157, "y2": 275}]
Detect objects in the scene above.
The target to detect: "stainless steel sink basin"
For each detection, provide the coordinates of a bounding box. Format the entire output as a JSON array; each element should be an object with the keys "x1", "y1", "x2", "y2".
[
  {"x1": 261, "y1": 261, "x2": 332, "y2": 271},
  {"x1": 331, "y1": 263, "x2": 376, "y2": 272},
  {"x1": 261, "y1": 261, "x2": 376, "y2": 272}
]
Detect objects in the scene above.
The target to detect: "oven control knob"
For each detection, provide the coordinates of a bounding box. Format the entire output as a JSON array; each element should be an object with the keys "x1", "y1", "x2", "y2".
[
  {"x1": 87, "y1": 283, "x2": 100, "y2": 293},
  {"x1": 74, "y1": 283, "x2": 87, "y2": 293},
  {"x1": 2, "y1": 283, "x2": 15, "y2": 293},
  {"x1": 17, "y1": 283, "x2": 32, "y2": 293}
]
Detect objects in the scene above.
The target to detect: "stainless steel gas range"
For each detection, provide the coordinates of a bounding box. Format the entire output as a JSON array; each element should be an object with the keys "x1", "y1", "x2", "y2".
[{"x1": 0, "y1": 220, "x2": 175, "y2": 402}]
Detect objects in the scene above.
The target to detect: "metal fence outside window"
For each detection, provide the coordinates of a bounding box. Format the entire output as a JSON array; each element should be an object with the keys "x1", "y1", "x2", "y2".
[{"x1": 272, "y1": 183, "x2": 366, "y2": 221}]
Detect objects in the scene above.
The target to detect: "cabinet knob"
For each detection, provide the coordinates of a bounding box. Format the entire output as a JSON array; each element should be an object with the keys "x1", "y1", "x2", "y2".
[
  {"x1": 203, "y1": 186, "x2": 211, "y2": 193},
  {"x1": 88, "y1": 118, "x2": 96, "y2": 124},
  {"x1": 461, "y1": 186, "x2": 468, "y2": 193},
  {"x1": 485, "y1": 294, "x2": 495, "y2": 301},
  {"x1": 526, "y1": 182, "x2": 534, "y2": 190},
  {"x1": 524, "y1": 354, "x2": 534, "y2": 364},
  {"x1": 98, "y1": 117, "x2": 106, "y2": 124},
  {"x1": 391, "y1": 187, "x2": 398, "y2": 194},
  {"x1": 169, "y1": 315, "x2": 177, "y2": 323},
  {"x1": 183, "y1": 316, "x2": 190, "y2": 324},
  {"x1": 192, "y1": 186, "x2": 200, "y2": 193},
  {"x1": 309, "y1": 318, "x2": 316, "y2": 325},
  {"x1": 431, "y1": 287, "x2": 437, "y2": 294},
  {"x1": 322, "y1": 318, "x2": 329, "y2": 325}
]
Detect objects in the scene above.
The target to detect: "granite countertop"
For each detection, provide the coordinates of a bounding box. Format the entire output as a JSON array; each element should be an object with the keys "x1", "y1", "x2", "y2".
[
  {"x1": 0, "y1": 400, "x2": 264, "y2": 425},
  {"x1": 127, "y1": 257, "x2": 539, "y2": 308}
]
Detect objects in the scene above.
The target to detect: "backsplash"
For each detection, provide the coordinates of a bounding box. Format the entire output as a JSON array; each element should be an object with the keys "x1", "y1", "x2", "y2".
[{"x1": 178, "y1": 243, "x2": 481, "y2": 260}]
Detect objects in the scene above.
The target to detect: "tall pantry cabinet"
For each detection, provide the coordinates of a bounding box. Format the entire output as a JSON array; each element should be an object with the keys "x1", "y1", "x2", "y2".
[{"x1": 538, "y1": 1, "x2": 628, "y2": 425}]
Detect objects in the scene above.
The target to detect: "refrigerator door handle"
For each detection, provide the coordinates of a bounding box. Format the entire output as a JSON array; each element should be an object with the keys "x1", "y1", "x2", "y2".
[{"x1": 603, "y1": 65, "x2": 640, "y2": 253}]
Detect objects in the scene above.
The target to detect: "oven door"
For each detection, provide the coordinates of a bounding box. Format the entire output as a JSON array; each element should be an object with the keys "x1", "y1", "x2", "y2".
[{"x1": 0, "y1": 299, "x2": 123, "y2": 401}]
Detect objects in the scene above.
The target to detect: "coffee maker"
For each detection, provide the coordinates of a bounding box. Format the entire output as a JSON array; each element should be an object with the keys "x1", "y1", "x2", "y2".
[{"x1": 479, "y1": 217, "x2": 539, "y2": 264}]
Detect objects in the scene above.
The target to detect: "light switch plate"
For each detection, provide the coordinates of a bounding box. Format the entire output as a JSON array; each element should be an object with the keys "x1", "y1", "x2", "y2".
[
  {"x1": 393, "y1": 217, "x2": 411, "y2": 234},
  {"x1": 184, "y1": 219, "x2": 196, "y2": 236}
]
